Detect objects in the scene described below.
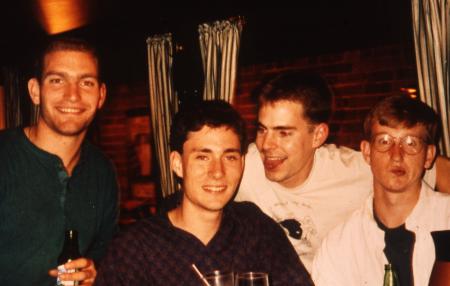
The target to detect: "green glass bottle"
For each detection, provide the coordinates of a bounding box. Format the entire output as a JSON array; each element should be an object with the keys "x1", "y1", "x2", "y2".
[
  {"x1": 56, "y1": 229, "x2": 81, "y2": 286},
  {"x1": 383, "y1": 264, "x2": 400, "y2": 286}
]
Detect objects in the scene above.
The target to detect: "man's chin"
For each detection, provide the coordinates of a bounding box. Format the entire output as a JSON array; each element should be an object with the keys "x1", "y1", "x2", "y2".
[{"x1": 264, "y1": 170, "x2": 284, "y2": 183}]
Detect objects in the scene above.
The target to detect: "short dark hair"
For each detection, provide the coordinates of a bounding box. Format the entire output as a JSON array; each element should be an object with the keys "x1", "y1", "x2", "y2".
[
  {"x1": 256, "y1": 72, "x2": 333, "y2": 125},
  {"x1": 363, "y1": 95, "x2": 440, "y2": 144},
  {"x1": 34, "y1": 37, "x2": 102, "y2": 82},
  {"x1": 170, "y1": 100, "x2": 247, "y2": 154}
]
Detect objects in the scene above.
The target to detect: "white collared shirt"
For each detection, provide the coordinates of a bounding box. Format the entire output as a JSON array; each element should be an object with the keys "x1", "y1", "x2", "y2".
[{"x1": 312, "y1": 184, "x2": 450, "y2": 286}]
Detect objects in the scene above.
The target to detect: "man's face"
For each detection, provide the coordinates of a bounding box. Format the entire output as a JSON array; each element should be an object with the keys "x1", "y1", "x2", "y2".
[
  {"x1": 361, "y1": 122, "x2": 436, "y2": 194},
  {"x1": 29, "y1": 50, "x2": 106, "y2": 137},
  {"x1": 171, "y1": 126, "x2": 244, "y2": 214},
  {"x1": 255, "y1": 100, "x2": 327, "y2": 188}
]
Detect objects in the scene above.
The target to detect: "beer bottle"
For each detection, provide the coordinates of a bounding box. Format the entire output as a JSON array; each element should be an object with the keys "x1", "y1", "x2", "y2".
[
  {"x1": 383, "y1": 263, "x2": 400, "y2": 286},
  {"x1": 56, "y1": 229, "x2": 81, "y2": 286}
]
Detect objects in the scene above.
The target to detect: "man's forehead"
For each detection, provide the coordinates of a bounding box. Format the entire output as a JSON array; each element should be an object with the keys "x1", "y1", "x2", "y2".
[
  {"x1": 44, "y1": 50, "x2": 98, "y2": 66},
  {"x1": 260, "y1": 99, "x2": 304, "y2": 109},
  {"x1": 372, "y1": 122, "x2": 427, "y2": 136},
  {"x1": 185, "y1": 125, "x2": 240, "y2": 146}
]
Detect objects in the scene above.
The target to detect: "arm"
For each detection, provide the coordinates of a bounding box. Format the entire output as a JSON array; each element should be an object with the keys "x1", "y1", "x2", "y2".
[
  {"x1": 87, "y1": 163, "x2": 120, "y2": 261},
  {"x1": 436, "y1": 155, "x2": 450, "y2": 194},
  {"x1": 312, "y1": 237, "x2": 347, "y2": 286}
]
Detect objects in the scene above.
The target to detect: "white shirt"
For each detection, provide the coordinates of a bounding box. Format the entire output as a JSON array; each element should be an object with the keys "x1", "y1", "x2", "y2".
[
  {"x1": 235, "y1": 143, "x2": 436, "y2": 272},
  {"x1": 312, "y1": 185, "x2": 450, "y2": 286}
]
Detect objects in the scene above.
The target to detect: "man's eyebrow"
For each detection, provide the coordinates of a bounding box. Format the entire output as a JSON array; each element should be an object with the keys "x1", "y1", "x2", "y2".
[
  {"x1": 192, "y1": 148, "x2": 213, "y2": 153},
  {"x1": 43, "y1": 71, "x2": 99, "y2": 80},
  {"x1": 257, "y1": 122, "x2": 297, "y2": 131},
  {"x1": 192, "y1": 148, "x2": 241, "y2": 154},
  {"x1": 43, "y1": 71, "x2": 65, "y2": 78},
  {"x1": 224, "y1": 148, "x2": 241, "y2": 153}
]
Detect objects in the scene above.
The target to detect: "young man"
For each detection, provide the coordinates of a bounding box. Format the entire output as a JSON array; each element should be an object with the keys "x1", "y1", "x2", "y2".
[
  {"x1": 235, "y1": 72, "x2": 450, "y2": 272},
  {"x1": 312, "y1": 95, "x2": 450, "y2": 285},
  {"x1": 95, "y1": 100, "x2": 313, "y2": 286},
  {"x1": 0, "y1": 38, "x2": 119, "y2": 286}
]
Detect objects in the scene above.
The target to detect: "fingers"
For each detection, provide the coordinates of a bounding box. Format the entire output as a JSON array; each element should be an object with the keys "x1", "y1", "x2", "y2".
[
  {"x1": 50, "y1": 257, "x2": 97, "y2": 285},
  {"x1": 48, "y1": 268, "x2": 59, "y2": 278},
  {"x1": 59, "y1": 270, "x2": 95, "y2": 284},
  {"x1": 65, "y1": 257, "x2": 93, "y2": 270}
]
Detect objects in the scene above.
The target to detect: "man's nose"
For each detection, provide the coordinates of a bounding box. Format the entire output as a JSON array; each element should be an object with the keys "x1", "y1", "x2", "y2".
[
  {"x1": 65, "y1": 82, "x2": 81, "y2": 101},
  {"x1": 260, "y1": 132, "x2": 276, "y2": 150},
  {"x1": 389, "y1": 142, "x2": 405, "y2": 161},
  {"x1": 209, "y1": 158, "x2": 225, "y2": 179}
]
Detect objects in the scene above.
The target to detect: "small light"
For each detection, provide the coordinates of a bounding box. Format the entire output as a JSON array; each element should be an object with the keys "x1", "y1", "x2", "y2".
[{"x1": 400, "y1": 87, "x2": 417, "y2": 99}]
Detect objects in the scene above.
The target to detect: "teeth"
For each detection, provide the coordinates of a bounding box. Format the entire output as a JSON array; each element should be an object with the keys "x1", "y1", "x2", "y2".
[
  {"x1": 264, "y1": 154, "x2": 285, "y2": 161},
  {"x1": 59, "y1": 107, "x2": 81, "y2": 113},
  {"x1": 266, "y1": 156, "x2": 284, "y2": 161},
  {"x1": 204, "y1": 186, "x2": 226, "y2": 192}
]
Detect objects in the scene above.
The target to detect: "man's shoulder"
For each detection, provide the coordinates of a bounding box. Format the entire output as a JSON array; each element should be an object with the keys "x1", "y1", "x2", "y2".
[
  {"x1": 228, "y1": 201, "x2": 274, "y2": 224},
  {"x1": 229, "y1": 200, "x2": 263, "y2": 213},
  {"x1": 0, "y1": 128, "x2": 21, "y2": 147},
  {"x1": 315, "y1": 144, "x2": 368, "y2": 171},
  {"x1": 317, "y1": 144, "x2": 360, "y2": 160},
  {"x1": 322, "y1": 201, "x2": 369, "y2": 245},
  {"x1": 423, "y1": 186, "x2": 450, "y2": 212},
  {"x1": 81, "y1": 141, "x2": 115, "y2": 169},
  {"x1": 113, "y1": 216, "x2": 170, "y2": 245},
  {"x1": 0, "y1": 128, "x2": 24, "y2": 159}
]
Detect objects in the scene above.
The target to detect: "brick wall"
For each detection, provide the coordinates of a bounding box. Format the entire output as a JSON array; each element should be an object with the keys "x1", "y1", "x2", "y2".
[
  {"x1": 96, "y1": 43, "x2": 418, "y2": 201},
  {"x1": 235, "y1": 44, "x2": 418, "y2": 149},
  {"x1": 96, "y1": 83, "x2": 151, "y2": 200}
]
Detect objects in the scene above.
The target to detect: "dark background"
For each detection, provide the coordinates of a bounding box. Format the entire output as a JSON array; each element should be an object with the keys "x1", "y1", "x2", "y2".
[{"x1": 0, "y1": 0, "x2": 414, "y2": 86}]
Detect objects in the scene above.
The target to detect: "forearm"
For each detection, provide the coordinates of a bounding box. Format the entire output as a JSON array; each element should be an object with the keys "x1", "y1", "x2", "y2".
[{"x1": 436, "y1": 156, "x2": 450, "y2": 194}]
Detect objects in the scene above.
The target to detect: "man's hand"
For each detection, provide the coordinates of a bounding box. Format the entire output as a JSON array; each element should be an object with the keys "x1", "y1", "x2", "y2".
[{"x1": 49, "y1": 257, "x2": 97, "y2": 285}]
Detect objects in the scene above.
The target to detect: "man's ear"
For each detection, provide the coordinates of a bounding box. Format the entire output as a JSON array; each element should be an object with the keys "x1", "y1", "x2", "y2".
[
  {"x1": 97, "y1": 83, "x2": 107, "y2": 109},
  {"x1": 28, "y1": 78, "x2": 41, "y2": 105},
  {"x1": 360, "y1": 140, "x2": 371, "y2": 165},
  {"x1": 170, "y1": 151, "x2": 183, "y2": 178},
  {"x1": 312, "y1": 123, "x2": 329, "y2": 148},
  {"x1": 424, "y1": 144, "x2": 437, "y2": 169}
]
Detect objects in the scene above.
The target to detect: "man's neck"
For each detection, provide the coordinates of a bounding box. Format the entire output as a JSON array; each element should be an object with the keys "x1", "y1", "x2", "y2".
[
  {"x1": 168, "y1": 203, "x2": 223, "y2": 245},
  {"x1": 373, "y1": 185, "x2": 421, "y2": 228},
  {"x1": 25, "y1": 124, "x2": 85, "y2": 176}
]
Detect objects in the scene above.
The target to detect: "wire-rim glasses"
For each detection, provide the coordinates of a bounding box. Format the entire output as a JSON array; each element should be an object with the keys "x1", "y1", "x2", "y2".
[{"x1": 371, "y1": 133, "x2": 426, "y2": 155}]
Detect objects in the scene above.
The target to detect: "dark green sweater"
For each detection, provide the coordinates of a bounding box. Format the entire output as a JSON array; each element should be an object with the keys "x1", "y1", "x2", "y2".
[{"x1": 0, "y1": 128, "x2": 119, "y2": 286}]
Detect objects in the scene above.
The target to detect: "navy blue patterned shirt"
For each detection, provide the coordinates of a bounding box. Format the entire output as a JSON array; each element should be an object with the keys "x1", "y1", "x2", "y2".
[{"x1": 95, "y1": 201, "x2": 313, "y2": 286}]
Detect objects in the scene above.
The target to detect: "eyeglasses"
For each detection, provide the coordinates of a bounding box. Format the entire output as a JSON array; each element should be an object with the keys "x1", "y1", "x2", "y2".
[{"x1": 371, "y1": 133, "x2": 426, "y2": 155}]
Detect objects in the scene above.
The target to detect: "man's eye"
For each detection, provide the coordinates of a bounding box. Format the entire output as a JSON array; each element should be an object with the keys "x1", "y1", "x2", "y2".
[
  {"x1": 49, "y1": 78, "x2": 63, "y2": 84},
  {"x1": 278, "y1": 130, "x2": 290, "y2": 137},
  {"x1": 81, "y1": 80, "x2": 96, "y2": 87},
  {"x1": 225, "y1": 155, "x2": 240, "y2": 161},
  {"x1": 196, "y1": 155, "x2": 208, "y2": 161},
  {"x1": 256, "y1": 127, "x2": 266, "y2": 134},
  {"x1": 377, "y1": 136, "x2": 391, "y2": 145},
  {"x1": 405, "y1": 137, "x2": 418, "y2": 147}
]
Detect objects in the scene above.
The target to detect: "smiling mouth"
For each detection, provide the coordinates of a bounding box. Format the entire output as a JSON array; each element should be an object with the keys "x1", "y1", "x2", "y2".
[
  {"x1": 57, "y1": 107, "x2": 83, "y2": 114},
  {"x1": 263, "y1": 156, "x2": 286, "y2": 171},
  {"x1": 203, "y1": 185, "x2": 227, "y2": 193}
]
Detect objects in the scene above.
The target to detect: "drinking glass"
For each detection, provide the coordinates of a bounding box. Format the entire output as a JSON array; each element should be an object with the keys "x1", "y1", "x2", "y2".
[
  {"x1": 203, "y1": 270, "x2": 234, "y2": 286},
  {"x1": 235, "y1": 272, "x2": 269, "y2": 286}
]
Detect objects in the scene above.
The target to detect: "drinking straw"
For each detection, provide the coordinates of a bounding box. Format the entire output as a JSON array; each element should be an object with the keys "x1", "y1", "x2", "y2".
[{"x1": 191, "y1": 264, "x2": 212, "y2": 286}]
